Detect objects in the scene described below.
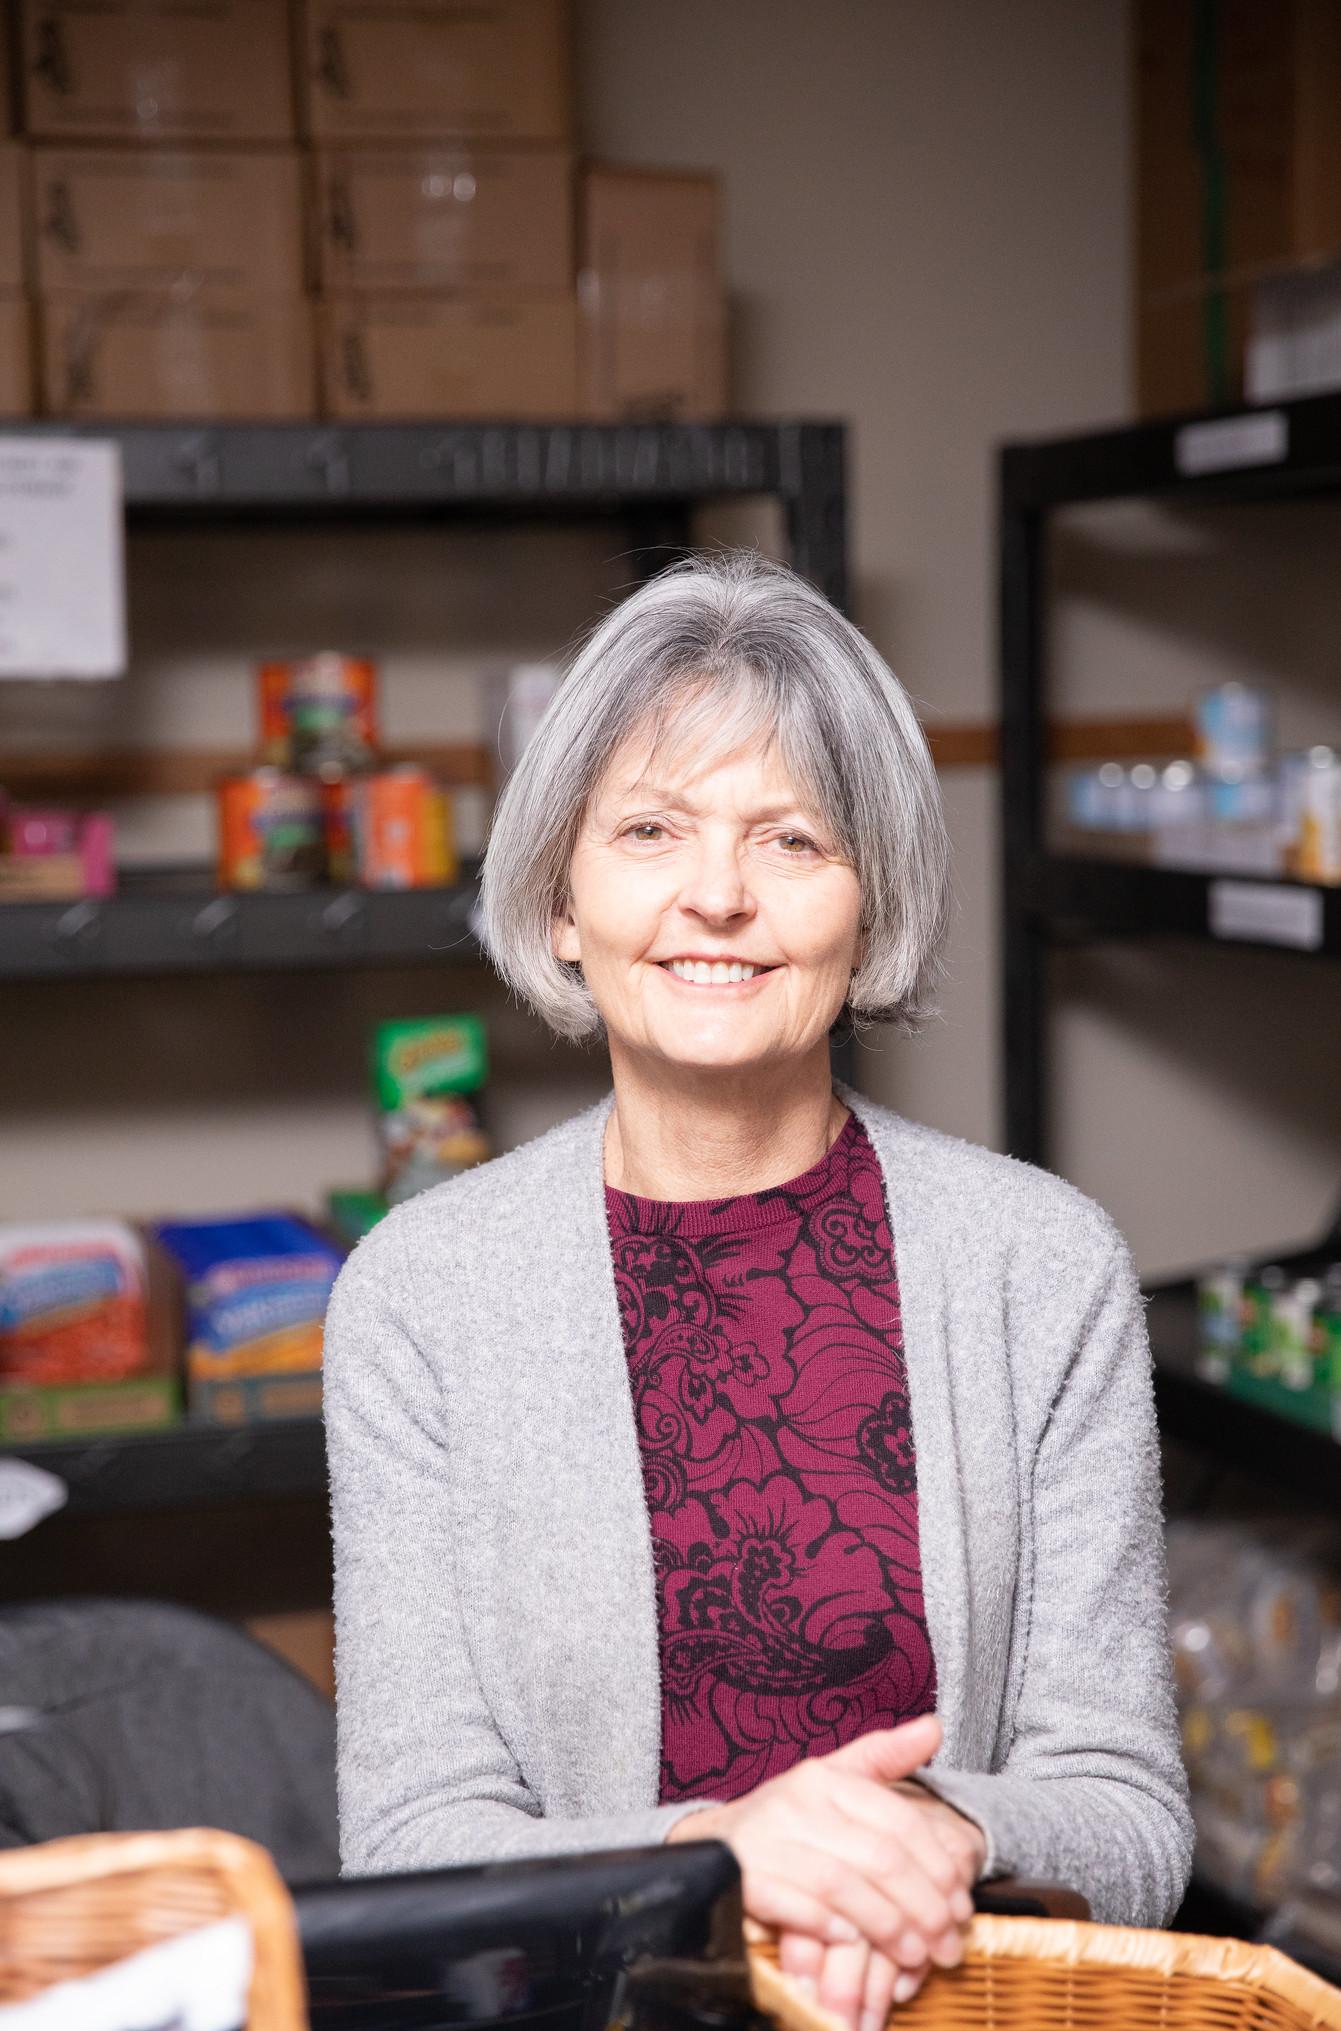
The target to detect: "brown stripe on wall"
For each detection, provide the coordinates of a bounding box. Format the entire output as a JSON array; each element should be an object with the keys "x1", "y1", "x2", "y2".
[{"x1": 0, "y1": 718, "x2": 1194, "y2": 800}]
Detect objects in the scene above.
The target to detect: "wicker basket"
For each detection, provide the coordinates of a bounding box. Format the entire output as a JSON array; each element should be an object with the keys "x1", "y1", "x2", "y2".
[
  {"x1": 0, "y1": 1826, "x2": 307, "y2": 2030},
  {"x1": 746, "y1": 1915, "x2": 1341, "y2": 2031}
]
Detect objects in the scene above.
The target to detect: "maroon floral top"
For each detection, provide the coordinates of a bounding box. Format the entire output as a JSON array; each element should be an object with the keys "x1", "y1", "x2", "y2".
[{"x1": 604, "y1": 1109, "x2": 936, "y2": 1804}]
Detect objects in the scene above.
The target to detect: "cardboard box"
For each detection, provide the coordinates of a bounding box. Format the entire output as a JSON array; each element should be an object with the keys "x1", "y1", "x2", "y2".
[
  {"x1": 32, "y1": 147, "x2": 305, "y2": 295},
  {"x1": 41, "y1": 290, "x2": 316, "y2": 418},
  {"x1": 301, "y1": 0, "x2": 571, "y2": 142},
  {"x1": 314, "y1": 144, "x2": 572, "y2": 292},
  {"x1": 320, "y1": 291, "x2": 577, "y2": 417},
  {"x1": 578, "y1": 163, "x2": 726, "y2": 423},
  {"x1": 1136, "y1": 287, "x2": 1252, "y2": 418},
  {"x1": 0, "y1": 146, "x2": 25, "y2": 291},
  {"x1": 20, "y1": 0, "x2": 295, "y2": 142},
  {"x1": 1136, "y1": 0, "x2": 1341, "y2": 412},
  {"x1": 0, "y1": 294, "x2": 33, "y2": 415}
]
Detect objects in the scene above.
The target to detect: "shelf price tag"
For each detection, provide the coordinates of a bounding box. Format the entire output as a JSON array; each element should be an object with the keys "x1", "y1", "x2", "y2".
[
  {"x1": 0, "y1": 437, "x2": 126, "y2": 677},
  {"x1": 1208, "y1": 879, "x2": 1324, "y2": 950},
  {"x1": 1174, "y1": 411, "x2": 1288, "y2": 476}
]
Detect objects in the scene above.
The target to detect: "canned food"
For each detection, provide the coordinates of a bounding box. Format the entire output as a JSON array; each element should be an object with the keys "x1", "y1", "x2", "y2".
[
  {"x1": 258, "y1": 654, "x2": 378, "y2": 772},
  {"x1": 353, "y1": 766, "x2": 456, "y2": 889},
  {"x1": 1295, "y1": 745, "x2": 1341, "y2": 883},
  {"x1": 217, "y1": 769, "x2": 326, "y2": 891},
  {"x1": 1194, "y1": 682, "x2": 1273, "y2": 780},
  {"x1": 318, "y1": 767, "x2": 358, "y2": 887}
]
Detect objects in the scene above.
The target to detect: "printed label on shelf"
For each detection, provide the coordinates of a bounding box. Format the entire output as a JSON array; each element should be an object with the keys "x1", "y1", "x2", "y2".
[
  {"x1": 0, "y1": 1457, "x2": 68, "y2": 1539},
  {"x1": 0, "y1": 438, "x2": 126, "y2": 678},
  {"x1": 1174, "y1": 411, "x2": 1288, "y2": 477},
  {"x1": 1208, "y1": 878, "x2": 1324, "y2": 950}
]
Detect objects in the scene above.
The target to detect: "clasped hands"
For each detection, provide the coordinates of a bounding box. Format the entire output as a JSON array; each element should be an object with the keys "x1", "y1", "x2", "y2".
[{"x1": 666, "y1": 1714, "x2": 985, "y2": 2031}]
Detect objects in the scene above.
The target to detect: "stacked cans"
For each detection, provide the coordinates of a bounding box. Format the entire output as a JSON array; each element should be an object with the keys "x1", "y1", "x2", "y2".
[
  {"x1": 216, "y1": 655, "x2": 457, "y2": 891},
  {"x1": 1065, "y1": 682, "x2": 1341, "y2": 881}
]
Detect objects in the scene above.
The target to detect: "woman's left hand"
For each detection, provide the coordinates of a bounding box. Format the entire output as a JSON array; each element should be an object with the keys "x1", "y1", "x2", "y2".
[{"x1": 772, "y1": 1785, "x2": 986, "y2": 2031}]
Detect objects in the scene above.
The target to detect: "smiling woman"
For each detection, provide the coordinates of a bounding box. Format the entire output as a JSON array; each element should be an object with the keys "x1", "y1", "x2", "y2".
[{"x1": 322, "y1": 551, "x2": 1192, "y2": 2031}]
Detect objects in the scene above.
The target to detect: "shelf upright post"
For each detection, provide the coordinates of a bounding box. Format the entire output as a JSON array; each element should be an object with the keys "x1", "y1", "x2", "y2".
[
  {"x1": 774, "y1": 424, "x2": 855, "y2": 1090},
  {"x1": 999, "y1": 453, "x2": 1048, "y2": 1164},
  {"x1": 780, "y1": 424, "x2": 849, "y2": 611}
]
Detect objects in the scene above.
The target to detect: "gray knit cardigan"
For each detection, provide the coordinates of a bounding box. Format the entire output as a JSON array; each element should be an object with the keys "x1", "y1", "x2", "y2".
[{"x1": 322, "y1": 1078, "x2": 1194, "y2": 1925}]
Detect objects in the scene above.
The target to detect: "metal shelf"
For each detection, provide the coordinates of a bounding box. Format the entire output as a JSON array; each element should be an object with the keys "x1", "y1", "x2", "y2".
[
  {"x1": 1002, "y1": 386, "x2": 1341, "y2": 511},
  {"x1": 1, "y1": 418, "x2": 849, "y2": 606},
  {"x1": 1000, "y1": 391, "x2": 1341, "y2": 1161},
  {"x1": 5, "y1": 1416, "x2": 328, "y2": 1517},
  {"x1": 1028, "y1": 855, "x2": 1341, "y2": 958},
  {"x1": 0, "y1": 864, "x2": 483, "y2": 981}
]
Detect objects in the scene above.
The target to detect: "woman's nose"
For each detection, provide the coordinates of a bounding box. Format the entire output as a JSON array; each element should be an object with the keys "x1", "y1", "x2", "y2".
[{"x1": 677, "y1": 844, "x2": 754, "y2": 920}]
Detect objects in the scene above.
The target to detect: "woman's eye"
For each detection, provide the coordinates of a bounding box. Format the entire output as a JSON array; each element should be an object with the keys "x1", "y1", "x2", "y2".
[
  {"x1": 625, "y1": 822, "x2": 666, "y2": 841},
  {"x1": 776, "y1": 832, "x2": 818, "y2": 854}
]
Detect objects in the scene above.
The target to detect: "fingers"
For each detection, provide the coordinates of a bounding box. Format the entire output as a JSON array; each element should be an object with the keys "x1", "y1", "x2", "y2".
[
  {"x1": 778, "y1": 1931, "x2": 825, "y2": 1989},
  {"x1": 892, "y1": 1962, "x2": 929, "y2": 2008},
  {"x1": 743, "y1": 1865, "x2": 864, "y2": 1945},
  {"x1": 817, "y1": 1938, "x2": 871, "y2": 2031},
  {"x1": 826, "y1": 1714, "x2": 942, "y2": 1785},
  {"x1": 798, "y1": 1808, "x2": 964, "y2": 1965},
  {"x1": 827, "y1": 1771, "x2": 976, "y2": 1905},
  {"x1": 861, "y1": 1946, "x2": 899, "y2": 2031},
  {"x1": 748, "y1": 1839, "x2": 933, "y2": 1969}
]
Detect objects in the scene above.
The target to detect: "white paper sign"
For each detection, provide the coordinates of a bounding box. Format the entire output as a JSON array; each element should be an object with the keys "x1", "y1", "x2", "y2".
[{"x1": 0, "y1": 439, "x2": 126, "y2": 678}]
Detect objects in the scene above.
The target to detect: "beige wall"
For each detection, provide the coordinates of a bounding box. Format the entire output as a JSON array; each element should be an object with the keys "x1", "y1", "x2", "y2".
[{"x1": 7, "y1": 0, "x2": 1339, "y2": 1283}]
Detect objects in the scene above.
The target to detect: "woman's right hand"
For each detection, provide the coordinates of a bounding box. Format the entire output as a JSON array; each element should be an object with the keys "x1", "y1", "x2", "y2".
[{"x1": 665, "y1": 1714, "x2": 976, "y2": 1983}]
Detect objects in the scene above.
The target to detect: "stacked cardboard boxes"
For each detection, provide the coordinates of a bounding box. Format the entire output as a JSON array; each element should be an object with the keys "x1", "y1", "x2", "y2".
[
  {"x1": 578, "y1": 163, "x2": 726, "y2": 422},
  {"x1": 306, "y1": 0, "x2": 580, "y2": 419},
  {"x1": 11, "y1": 0, "x2": 729, "y2": 421},
  {"x1": 1135, "y1": 0, "x2": 1341, "y2": 416},
  {"x1": 22, "y1": 0, "x2": 312, "y2": 418}
]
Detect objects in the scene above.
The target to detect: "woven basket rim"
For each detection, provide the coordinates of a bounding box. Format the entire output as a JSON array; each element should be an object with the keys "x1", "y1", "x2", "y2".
[
  {"x1": 0, "y1": 1828, "x2": 264, "y2": 1898},
  {"x1": 0, "y1": 1827, "x2": 308, "y2": 2031},
  {"x1": 747, "y1": 1916, "x2": 1341, "y2": 2031}
]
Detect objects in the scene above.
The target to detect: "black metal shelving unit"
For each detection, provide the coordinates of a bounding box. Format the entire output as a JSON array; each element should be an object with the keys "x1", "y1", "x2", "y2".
[
  {"x1": 1000, "y1": 388, "x2": 1341, "y2": 1501},
  {"x1": 1, "y1": 417, "x2": 852, "y2": 1525}
]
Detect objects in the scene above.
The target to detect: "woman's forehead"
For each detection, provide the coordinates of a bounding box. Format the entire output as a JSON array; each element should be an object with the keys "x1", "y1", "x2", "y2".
[{"x1": 598, "y1": 726, "x2": 795, "y2": 803}]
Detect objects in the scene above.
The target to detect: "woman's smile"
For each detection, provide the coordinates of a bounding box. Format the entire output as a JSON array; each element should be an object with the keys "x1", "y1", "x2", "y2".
[{"x1": 655, "y1": 958, "x2": 781, "y2": 989}]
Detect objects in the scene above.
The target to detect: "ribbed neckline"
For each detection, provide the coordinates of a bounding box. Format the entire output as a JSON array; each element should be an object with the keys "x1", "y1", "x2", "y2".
[{"x1": 604, "y1": 1107, "x2": 864, "y2": 1237}]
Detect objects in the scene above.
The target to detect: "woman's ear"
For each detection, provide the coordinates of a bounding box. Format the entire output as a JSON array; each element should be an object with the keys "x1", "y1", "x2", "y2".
[{"x1": 552, "y1": 910, "x2": 581, "y2": 964}]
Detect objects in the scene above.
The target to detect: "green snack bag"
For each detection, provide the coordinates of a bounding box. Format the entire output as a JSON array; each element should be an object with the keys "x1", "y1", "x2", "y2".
[{"x1": 372, "y1": 1015, "x2": 490, "y2": 1205}]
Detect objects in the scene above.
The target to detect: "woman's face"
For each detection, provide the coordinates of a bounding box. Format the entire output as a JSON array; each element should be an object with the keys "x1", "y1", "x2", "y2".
[{"x1": 553, "y1": 728, "x2": 864, "y2": 1074}]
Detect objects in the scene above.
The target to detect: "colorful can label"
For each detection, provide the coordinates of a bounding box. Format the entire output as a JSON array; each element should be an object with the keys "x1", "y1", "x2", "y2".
[
  {"x1": 353, "y1": 766, "x2": 456, "y2": 889},
  {"x1": 258, "y1": 654, "x2": 378, "y2": 772},
  {"x1": 217, "y1": 769, "x2": 326, "y2": 891}
]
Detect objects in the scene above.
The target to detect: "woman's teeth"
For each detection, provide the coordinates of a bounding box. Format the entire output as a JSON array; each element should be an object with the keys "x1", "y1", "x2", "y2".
[{"x1": 662, "y1": 959, "x2": 768, "y2": 984}]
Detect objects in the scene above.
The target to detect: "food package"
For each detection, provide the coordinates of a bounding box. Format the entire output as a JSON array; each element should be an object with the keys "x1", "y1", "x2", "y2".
[
  {"x1": 372, "y1": 1014, "x2": 490, "y2": 1205},
  {"x1": 152, "y1": 1212, "x2": 343, "y2": 1419},
  {"x1": 0, "y1": 1219, "x2": 149, "y2": 1385}
]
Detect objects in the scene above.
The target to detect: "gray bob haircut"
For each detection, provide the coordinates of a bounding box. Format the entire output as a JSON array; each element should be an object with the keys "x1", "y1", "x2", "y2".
[{"x1": 477, "y1": 550, "x2": 952, "y2": 1046}]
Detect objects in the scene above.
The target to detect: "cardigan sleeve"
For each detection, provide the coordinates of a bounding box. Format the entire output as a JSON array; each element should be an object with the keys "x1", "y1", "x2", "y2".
[
  {"x1": 322, "y1": 1258, "x2": 712, "y2": 1874},
  {"x1": 912, "y1": 1231, "x2": 1194, "y2": 1927}
]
